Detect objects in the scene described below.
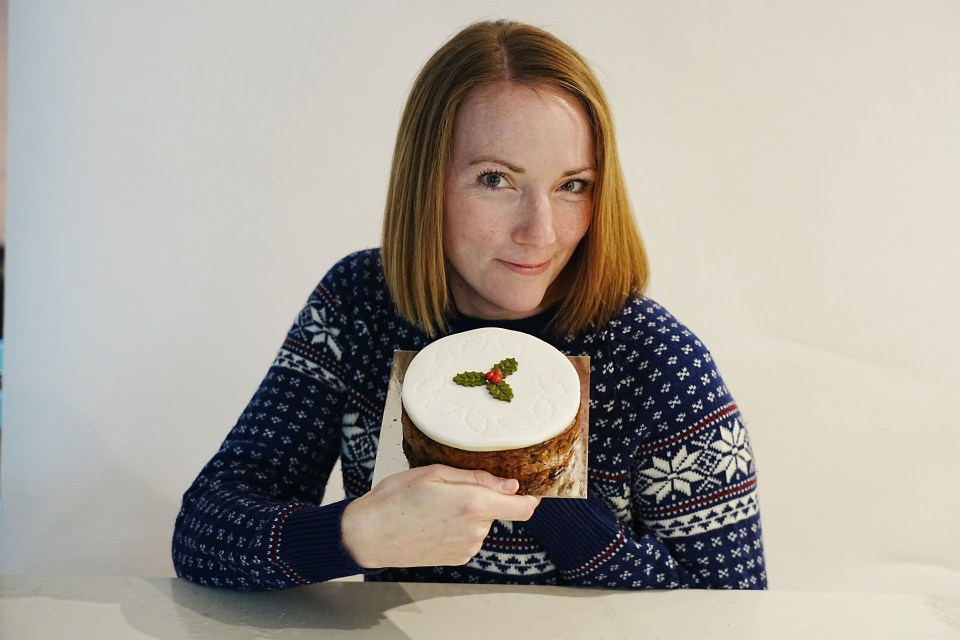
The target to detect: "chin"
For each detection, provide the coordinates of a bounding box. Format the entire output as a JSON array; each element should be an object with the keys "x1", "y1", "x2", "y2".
[
  {"x1": 455, "y1": 279, "x2": 551, "y2": 319},
  {"x1": 489, "y1": 294, "x2": 549, "y2": 318}
]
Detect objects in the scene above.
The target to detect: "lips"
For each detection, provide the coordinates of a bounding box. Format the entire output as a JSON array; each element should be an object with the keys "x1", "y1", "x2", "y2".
[{"x1": 499, "y1": 259, "x2": 551, "y2": 275}]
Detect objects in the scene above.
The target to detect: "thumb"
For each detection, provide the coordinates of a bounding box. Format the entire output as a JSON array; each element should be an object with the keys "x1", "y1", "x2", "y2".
[
  {"x1": 431, "y1": 464, "x2": 520, "y2": 495},
  {"x1": 471, "y1": 469, "x2": 520, "y2": 495}
]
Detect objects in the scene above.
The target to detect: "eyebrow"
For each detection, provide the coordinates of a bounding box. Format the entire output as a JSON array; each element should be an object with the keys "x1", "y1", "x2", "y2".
[
  {"x1": 469, "y1": 155, "x2": 595, "y2": 177},
  {"x1": 561, "y1": 166, "x2": 596, "y2": 177},
  {"x1": 469, "y1": 155, "x2": 525, "y2": 174}
]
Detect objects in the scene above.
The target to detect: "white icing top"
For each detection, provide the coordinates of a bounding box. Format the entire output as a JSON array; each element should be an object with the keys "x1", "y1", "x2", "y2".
[{"x1": 401, "y1": 327, "x2": 581, "y2": 451}]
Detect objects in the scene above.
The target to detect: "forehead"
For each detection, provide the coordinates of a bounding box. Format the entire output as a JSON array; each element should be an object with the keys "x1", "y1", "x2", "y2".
[{"x1": 451, "y1": 82, "x2": 594, "y2": 162}]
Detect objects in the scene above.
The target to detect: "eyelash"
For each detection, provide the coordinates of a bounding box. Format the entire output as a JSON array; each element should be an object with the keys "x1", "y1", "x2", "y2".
[
  {"x1": 477, "y1": 170, "x2": 509, "y2": 190},
  {"x1": 475, "y1": 171, "x2": 593, "y2": 194},
  {"x1": 560, "y1": 178, "x2": 593, "y2": 194}
]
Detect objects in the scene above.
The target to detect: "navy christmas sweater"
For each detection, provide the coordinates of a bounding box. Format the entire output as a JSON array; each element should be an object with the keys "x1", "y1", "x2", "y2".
[{"x1": 172, "y1": 249, "x2": 767, "y2": 590}]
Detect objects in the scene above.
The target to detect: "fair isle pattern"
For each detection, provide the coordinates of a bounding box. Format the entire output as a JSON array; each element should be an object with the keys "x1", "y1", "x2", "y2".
[
  {"x1": 635, "y1": 403, "x2": 761, "y2": 539},
  {"x1": 274, "y1": 299, "x2": 347, "y2": 391},
  {"x1": 467, "y1": 520, "x2": 555, "y2": 577},
  {"x1": 173, "y1": 248, "x2": 767, "y2": 591}
]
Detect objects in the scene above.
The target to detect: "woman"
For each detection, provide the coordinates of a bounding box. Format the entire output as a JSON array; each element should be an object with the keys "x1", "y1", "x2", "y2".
[{"x1": 173, "y1": 19, "x2": 767, "y2": 590}]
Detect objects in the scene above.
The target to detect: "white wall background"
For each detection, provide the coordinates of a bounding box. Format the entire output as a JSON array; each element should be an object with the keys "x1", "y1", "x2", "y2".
[{"x1": 2, "y1": 0, "x2": 958, "y2": 594}]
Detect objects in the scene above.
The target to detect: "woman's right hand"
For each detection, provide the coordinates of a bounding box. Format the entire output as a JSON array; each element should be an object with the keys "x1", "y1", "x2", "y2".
[{"x1": 340, "y1": 464, "x2": 540, "y2": 569}]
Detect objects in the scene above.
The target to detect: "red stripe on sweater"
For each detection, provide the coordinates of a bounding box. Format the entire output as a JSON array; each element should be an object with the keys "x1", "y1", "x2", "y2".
[
  {"x1": 267, "y1": 503, "x2": 308, "y2": 586},
  {"x1": 282, "y1": 338, "x2": 346, "y2": 377},
  {"x1": 640, "y1": 403, "x2": 739, "y2": 455},
  {"x1": 562, "y1": 524, "x2": 628, "y2": 580},
  {"x1": 639, "y1": 476, "x2": 757, "y2": 518}
]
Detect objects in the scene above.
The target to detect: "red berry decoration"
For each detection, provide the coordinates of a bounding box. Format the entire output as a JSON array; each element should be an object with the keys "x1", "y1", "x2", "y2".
[{"x1": 485, "y1": 369, "x2": 504, "y2": 385}]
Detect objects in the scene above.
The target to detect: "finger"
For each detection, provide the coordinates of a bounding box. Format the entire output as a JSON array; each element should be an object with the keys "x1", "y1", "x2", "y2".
[
  {"x1": 488, "y1": 493, "x2": 541, "y2": 522},
  {"x1": 426, "y1": 464, "x2": 520, "y2": 495},
  {"x1": 474, "y1": 470, "x2": 520, "y2": 495}
]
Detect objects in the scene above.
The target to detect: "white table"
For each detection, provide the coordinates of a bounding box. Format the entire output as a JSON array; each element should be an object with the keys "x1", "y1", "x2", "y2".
[{"x1": 2, "y1": 574, "x2": 958, "y2": 639}]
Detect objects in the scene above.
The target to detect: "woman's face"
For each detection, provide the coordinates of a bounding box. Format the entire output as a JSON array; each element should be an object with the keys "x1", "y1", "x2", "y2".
[{"x1": 443, "y1": 82, "x2": 594, "y2": 321}]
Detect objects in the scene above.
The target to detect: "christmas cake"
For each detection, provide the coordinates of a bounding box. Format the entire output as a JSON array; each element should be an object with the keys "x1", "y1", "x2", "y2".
[{"x1": 400, "y1": 327, "x2": 582, "y2": 495}]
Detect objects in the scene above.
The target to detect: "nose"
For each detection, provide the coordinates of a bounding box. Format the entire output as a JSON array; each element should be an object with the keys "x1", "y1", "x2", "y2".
[{"x1": 511, "y1": 192, "x2": 557, "y2": 248}]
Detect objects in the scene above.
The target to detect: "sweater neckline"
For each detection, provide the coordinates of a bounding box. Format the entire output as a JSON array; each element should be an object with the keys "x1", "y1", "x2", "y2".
[{"x1": 447, "y1": 306, "x2": 557, "y2": 340}]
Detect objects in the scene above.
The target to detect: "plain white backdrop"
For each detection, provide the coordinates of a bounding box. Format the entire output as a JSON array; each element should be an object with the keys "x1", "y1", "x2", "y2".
[{"x1": 2, "y1": 0, "x2": 959, "y2": 594}]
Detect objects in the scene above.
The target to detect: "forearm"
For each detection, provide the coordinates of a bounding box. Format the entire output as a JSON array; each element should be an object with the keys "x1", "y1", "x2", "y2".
[
  {"x1": 172, "y1": 375, "x2": 345, "y2": 589},
  {"x1": 522, "y1": 494, "x2": 705, "y2": 589},
  {"x1": 523, "y1": 493, "x2": 766, "y2": 589},
  {"x1": 172, "y1": 479, "x2": 307, "y2": 590},
  {"x1": 172, "y1": 479, "x2": 374, "y2": 589}
]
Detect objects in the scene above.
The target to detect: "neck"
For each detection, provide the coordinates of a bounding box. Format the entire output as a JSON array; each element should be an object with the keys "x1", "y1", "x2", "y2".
[{"x1": 447, "y1": 305, "x2": 556, "y2": 340}]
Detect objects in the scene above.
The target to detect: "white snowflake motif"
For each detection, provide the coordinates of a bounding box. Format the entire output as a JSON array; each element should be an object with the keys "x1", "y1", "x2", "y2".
[
  {"x1": 606, "y1": 494, "x2": 632, "y2": 522},
  {"x1": 304, "y1": 306, "x2": 343, "y2": 360},
  {"x1": 341, "y1": 412, "x2": 377, "y2": 471},
  {"x1": 711, "y1": 419, "x2": 752, "y2": 482},
  {"x1": 639, "y1": 446, "x2": 704, "y2": 502}
]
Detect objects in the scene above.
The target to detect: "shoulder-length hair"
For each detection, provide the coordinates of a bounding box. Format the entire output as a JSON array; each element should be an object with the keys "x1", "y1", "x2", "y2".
[{"x1": 381, "y1": 19, "x2": 648, "y2": 337}]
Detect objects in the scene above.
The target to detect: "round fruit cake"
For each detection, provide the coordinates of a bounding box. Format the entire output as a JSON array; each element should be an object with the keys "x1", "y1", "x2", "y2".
[{"x1": 400, "y1": 327, "x2": 582, "y2": 494}]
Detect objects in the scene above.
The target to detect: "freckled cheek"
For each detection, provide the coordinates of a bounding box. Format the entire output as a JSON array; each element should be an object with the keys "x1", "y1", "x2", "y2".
[
  {"x1": 446, "y1": 212, "x2": 502, "y2": 251},
  {"x1": 558, "y1": 210, "x2": 592, "y2": 246}
]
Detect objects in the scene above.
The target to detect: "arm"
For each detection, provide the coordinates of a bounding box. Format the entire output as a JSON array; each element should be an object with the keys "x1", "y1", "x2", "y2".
[
  {"x1": 172, "y1": 363, "x2": 355, "y2": 587},
  {"x1": 172, "y1": 274, "x2": 362, "y2": 589},
  {"x1": 522, "y1": 492, "x2": 706, "y2": 588},
  {"x1": 522, "y1": 406, "x2": 766, "y2": 589},
  {"x1": 523, "y1": 306, "x2": 767, "y2": 590}
]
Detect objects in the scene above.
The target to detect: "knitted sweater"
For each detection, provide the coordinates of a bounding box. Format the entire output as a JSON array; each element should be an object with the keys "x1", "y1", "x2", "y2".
[{"x1": 172, "y1": 249, "x2": 767, "y2": 590}]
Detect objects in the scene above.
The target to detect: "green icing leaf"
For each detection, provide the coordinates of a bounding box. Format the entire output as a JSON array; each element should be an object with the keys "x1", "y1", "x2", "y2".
[
  {"x1": 493, "y1": 358, "x2": 518, "y2": 377},
  {"x1": 453, "y1": 371, "x2": 486, "y2": 387},
  {"x1": 486, "y1": 380, "x2": 513, "y2": 402}
]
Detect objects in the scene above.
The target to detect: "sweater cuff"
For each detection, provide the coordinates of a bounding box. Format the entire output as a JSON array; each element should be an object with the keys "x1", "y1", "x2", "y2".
[
  {"x1": 273, "y1": 498, "x2": 383, "y2": 584},
  {"x1": 522, "y1": 494, "x2": 621, "y2": 570}
]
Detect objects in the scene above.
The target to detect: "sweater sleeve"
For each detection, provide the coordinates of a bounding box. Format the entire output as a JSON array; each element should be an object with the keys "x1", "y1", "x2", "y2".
[
  {"x1": 522, "y1": 493, "x2": 706, "y2": 588},
  {"x1": 172, "y1": 266, "x2": 372, "y2": 589},
  {"x1": 524, "y1": 302, "x2": 767, "y2": 590},
  {"x1": 522, "y1": 405, "x2": 766, "y2": 590}
]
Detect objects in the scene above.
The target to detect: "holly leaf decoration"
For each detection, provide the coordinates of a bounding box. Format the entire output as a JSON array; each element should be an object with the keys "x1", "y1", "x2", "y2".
[
  {"x1": 486, "y1": 380, "x2": 513, "y2": 402},
  {"x1": 452, "y1": 371, "x2": 486, "y2": 387},
  {"x1": 493, "y1": 358, "x2": 518, "y2": 376},
  {"x1": 452, "y1": 356, "x2": 518, "y2": 402}
]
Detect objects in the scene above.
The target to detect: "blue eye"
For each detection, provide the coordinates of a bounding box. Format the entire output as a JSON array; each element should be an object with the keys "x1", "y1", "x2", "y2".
[
  {"x1": 559, "y1": 179, "x2": 590, "y2": 193},
  {"x1": 478, "y1": 171, "x2": 509, "y2": 189}
]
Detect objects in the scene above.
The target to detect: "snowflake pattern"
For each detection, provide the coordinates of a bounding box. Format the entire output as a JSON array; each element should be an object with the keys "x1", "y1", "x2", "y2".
[
  {"x1": 639, "y1": 446, "x2": 705, "y2": 502},
  {"x1": 340, "y1": 412, "x2": 378, "y2": 474},
  {"x1": 302, "y1": 305, "x2": 343, "y2": 360},
  {"x1": 712, "y1": 419, "x2": 753, "y2": 482}
]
